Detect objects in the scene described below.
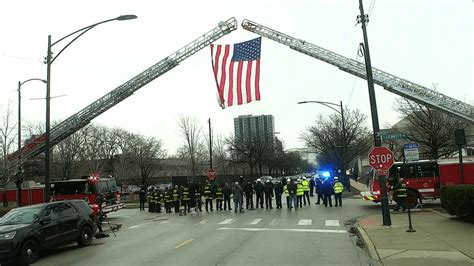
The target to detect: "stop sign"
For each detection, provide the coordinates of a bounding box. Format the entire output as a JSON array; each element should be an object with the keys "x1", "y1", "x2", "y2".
[
  {"x1": 368, "y1": 147, "x2": 394, "y2": 171},
  {"x1": 207, "y1": 169, "x2": 216, "y2": 180}
]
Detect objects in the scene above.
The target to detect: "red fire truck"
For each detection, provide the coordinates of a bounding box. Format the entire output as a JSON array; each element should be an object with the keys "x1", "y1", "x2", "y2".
[
  {"x1": 5, "y1": 175, "x2": 124, "y2": 215},
  {"x1": 361, "y1": 158, "x2": 474, "y2": 203}
]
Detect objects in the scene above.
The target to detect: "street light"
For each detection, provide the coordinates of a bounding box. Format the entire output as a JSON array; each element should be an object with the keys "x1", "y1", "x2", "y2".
[
  {"x1": 17, "y1": 78, "x2": 46, "y2": 207},
  {"x1": 44, "y1": 14, "x2": 137, "y2": 202},
  {"x1": 298, "y1": 100, "x2": 350, "y2": 191}
]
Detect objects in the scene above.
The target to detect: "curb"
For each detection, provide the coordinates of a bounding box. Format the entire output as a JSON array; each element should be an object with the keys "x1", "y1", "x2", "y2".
[
  {"x1": 355, "y1": 226, "x2": 380, "y2": 261},
  {"x1": 427, "y1": 208, "x2": 455, "y2": 219}
]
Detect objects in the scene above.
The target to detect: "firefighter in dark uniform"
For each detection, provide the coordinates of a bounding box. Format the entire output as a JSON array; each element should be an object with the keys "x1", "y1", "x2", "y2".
[
  {"x1": 139, "y1": 187, "x2": 147, "y2": 211},
  {"x1": 394, "y1": 178, "x2": 407, "y2": 211},
  {"x1": 215, "y1": 184, "x2": 224, "y2": 211},
  {"x1": 155, "y1": 188, "x2": 162, "y2": 213},
  {"x1": 274, "y1": 180, "x2": 283, "y2": 209},
  {"x1": 172, "y1": 185, "x2": 180, "y2": 213},
  {"x1": 181, "y1": 184, "x2": 191, "y2": 214},
  {"x1": 194, "y1": 183, "x2": 203, "y2": 212},
  {"x1": 164, "y1": 187, "x2": 173, "y2": 213},
  {"x1": 223, "y1": 182, "x2": 232, "y2": 211},
  {"x1": 147, "y1": 187, "x2": 153, "y2": 212},
  {"x1": 243, "y1": 180, "x2": 254, "y2": 210},
  {"x1": 203, "y1": 181, "x2": 214, "y2": 212},
  {"x1": 254, "y1": 179, "x2": 264, "y2": 209},
  {"x1": 148, "y1": 187, "x2": 155, "y2": 212}
]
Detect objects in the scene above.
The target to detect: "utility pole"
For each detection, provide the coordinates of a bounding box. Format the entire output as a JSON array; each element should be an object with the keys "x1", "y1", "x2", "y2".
[
  {"x1": 358, "y1": 0, "x2": 391, "y2": 225},
  {"x1": 208, "y1": 118, "x2": 213, "y2": 169}
]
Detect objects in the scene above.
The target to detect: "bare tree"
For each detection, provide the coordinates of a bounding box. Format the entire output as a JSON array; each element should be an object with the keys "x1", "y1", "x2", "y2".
[
  {"x1": 177, "y1": 115, "x2": 206, "y2": 176},
  {"x1": 301, "y1": 108, "x2": 372, "y2": 172},
  {"x1": 0, "y1": 101, "x2": 16, "y2": 206},
  {"x1": 213, "y1": 134, "x2": 230, "y2": 175},
  {"x1": 128, "y1": 134, "x2": 167, "y2": 187},
  {"x1": 394, "y1": 90, "x2": 469, "y2": 159},
  {"x1": 226, "y1": 136, "x2": 272, "y2": 175}
]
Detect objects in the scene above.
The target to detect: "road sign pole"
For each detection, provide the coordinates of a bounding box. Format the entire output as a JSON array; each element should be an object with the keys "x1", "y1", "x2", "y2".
[
  {"x1": 379, "y1": 174, "x2": 391, "y2": 225},
  {"x1": 369, "y1": 147, "x2": 393, "y2": 226}
]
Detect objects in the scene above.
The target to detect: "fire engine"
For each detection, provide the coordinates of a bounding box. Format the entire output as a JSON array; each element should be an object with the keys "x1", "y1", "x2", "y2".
[
  {"x1": 5, "y1": 175, "x2": 124, "y2": 215},
  {"x1": 361, "y1": 158, "x2": 474, "y2": 203}
]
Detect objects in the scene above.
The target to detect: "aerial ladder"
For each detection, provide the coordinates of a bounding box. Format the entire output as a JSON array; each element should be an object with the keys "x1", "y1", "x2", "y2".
[
  {"x1": 241, "y1": 19, "x2": 474, "y2": 123},
  {"x1": 12, "y1": 18, "x2": 237, "y2": 166}
]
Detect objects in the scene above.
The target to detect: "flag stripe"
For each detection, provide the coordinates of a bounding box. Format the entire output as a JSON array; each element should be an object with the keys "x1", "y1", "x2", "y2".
[
  {"x1": 246, "y1": 61, "x2": 253, "y2": 103},
  {"x1": 218, "y1": 45, "x2": 230, "y2": 106},
  {"x1": 228, "y1": 61, "x2": 234, "y2": 107},
  {"x1": 255, "y1": 59, "x2": 261, "y2": 100},
  {"x1": 237, "y1": 61, "x2": 243, "y2": 105}
]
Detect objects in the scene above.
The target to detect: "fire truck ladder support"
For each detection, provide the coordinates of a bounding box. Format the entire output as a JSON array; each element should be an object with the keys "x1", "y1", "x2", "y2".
[
  {"x1": 15, "y1": 18, "x2": 237, "y2": 164},
  {"x1": 241, "y1": 19, "x2": 474, "y2": 123}
]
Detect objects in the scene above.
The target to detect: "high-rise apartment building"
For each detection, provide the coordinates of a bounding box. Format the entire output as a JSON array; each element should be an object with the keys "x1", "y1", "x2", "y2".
[{"x1": 234, "y1": 115, "x2": 275, "y2": 142}]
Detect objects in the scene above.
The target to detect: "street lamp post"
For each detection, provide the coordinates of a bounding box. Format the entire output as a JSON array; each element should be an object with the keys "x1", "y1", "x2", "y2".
[
  {"x1": 44, "y1": 15, "x2": 137, "y2": 202},
  {"x1": 298, "y1": 100, "x2": 350, "y2": 191},
  {"x1": 17, "y1": 78, "x2": 46, "y2": 207}
]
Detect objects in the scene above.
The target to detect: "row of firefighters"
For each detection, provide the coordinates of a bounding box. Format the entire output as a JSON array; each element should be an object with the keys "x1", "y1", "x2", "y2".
[{"x1": 140, "y1": 176, "x2": 346, "y2": 214}]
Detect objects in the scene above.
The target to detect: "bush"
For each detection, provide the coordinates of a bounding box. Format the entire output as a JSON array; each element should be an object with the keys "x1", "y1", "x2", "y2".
[{"x1": 440, "y1": 185, "x2": 474, "y2": 220}]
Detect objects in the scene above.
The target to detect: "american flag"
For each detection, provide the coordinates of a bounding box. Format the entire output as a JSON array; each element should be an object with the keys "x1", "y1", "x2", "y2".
[{"x1": 211, "y1": 37, "x2": 262, "y2": 108}]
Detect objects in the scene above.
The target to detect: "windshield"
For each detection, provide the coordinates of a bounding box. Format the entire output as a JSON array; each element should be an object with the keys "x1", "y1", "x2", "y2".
[
  {"x1": 52, "y1": 180, "x2": 97, "y2": 195},
  {"x1": 0, "y1": 206, "x2": 42, "y2": 225}
]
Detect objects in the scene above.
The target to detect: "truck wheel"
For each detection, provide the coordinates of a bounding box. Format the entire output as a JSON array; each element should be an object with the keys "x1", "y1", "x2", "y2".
[
  {"x1": 78, "y1": 225, "x2": 93, "y2": 247},
  {"x1": 19, "y1": 239, "x2": 40, "y2": 264}
]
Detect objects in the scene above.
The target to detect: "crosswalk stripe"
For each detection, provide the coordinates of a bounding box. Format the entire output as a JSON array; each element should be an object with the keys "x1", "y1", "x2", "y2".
[
  {"x1": 297, "y1": 219, "x2": 312, "y2": 226},
  {"x1": 218, "y1": 219, "x2": 236, "y2": 225},
  {"x1": 249, "y1": 219, "x2": 262, "y2": 225},
  {"x1": 325, "y1": 220, "x2": 340, "y2": 226}
]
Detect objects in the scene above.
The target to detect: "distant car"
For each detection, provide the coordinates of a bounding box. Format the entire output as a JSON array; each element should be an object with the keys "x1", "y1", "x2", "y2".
[{"x1": 0, "y1": 200, "x2": 96, "y2": 265}]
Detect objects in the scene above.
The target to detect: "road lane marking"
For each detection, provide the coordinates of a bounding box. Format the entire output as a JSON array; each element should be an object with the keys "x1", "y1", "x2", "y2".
[
  {"x1": 249, "y1": 219, "x2": 262, "y2": 225},
  {"x1": 325, "y1": 220, "x2": 340, "y2": 226},
  {"x1": 217, "y1": 227, "x2": 346, "y2": 234},
  {"x1": 128, "y1": 222, "x2": 151, "y2": 229},
  {"x1": 269, "y1": 219, "x2": 276, "y2": 226},
  {"x1": 297, "y1": 219, "x2": 312, "y2": 226},
  {"x1": 218, "y1": 219, "x2": 236, "y2": 225},
  {"x1": 174, "y1": 238, "x2": 194, "y2": 249}
]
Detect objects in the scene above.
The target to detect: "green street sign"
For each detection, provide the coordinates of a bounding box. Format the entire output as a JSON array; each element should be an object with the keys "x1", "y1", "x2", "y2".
[{"x1": 381, "y1": 133, "x2": 408, "y2": 141}]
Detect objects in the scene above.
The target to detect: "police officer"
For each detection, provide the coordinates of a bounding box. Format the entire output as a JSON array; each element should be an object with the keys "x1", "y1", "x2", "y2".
[
  {"x1": 322, "y1": 178, "x2": 333, "y2": 207},
  {"x1": 302, "y1": 177, "x2": 310, "y2": 205},
  {"x1": 254, "y1": 179, "x2": 264, "y2": 209},
  {"x1": 264, "y1": 180, "x2": 274, "y2": 209},
  {"x1": 309, "y1": 177, "x2": 315, "y2": 197},
  {"x1": 203, "y1": 181, "x2": 214, "y2": 212},
  {"x1": 315, "y1": 176, "x2": 323, "y2": 205},
  {"x1": 274, "y1": 180, "x2": 283, "y2": 209},
  {"x1": 181, "y1": 184, "x2": 191, "y2": 214},
  {"x1": 296, "y1": 179, "x2": 304, "y2": 209},
  {"x1": 215, "y1": 184, "x2": 224, "y2": 211},
  {"x1": 243, "y1": 180, "x2": 254, "y2": 210},
  {"x1": 223, "y1": 182, "x2": 232, "y2": 211},
  {"x1": 333, "y1": 177, "x2": 344, "y2": 207}
]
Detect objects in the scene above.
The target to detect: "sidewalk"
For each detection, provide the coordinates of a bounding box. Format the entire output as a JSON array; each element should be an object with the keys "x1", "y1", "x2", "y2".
[{"x1": 352, "y1": 181, "x2": 474, "y2": 266}]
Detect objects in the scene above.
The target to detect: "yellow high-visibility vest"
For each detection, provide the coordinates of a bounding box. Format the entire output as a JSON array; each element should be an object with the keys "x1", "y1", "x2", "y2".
[
  {"x1": 284, "y1": 185, "x2": 289, "y2": 196},
  {"x1": 333, "y1": 181, "x2": 344, "y2": 193},
  {"x1": 302, "y1": 180, "x2": 309, "y2": 191},
  {"x1": 296, "y1": 183, "x2": 304, "y2": 196}
]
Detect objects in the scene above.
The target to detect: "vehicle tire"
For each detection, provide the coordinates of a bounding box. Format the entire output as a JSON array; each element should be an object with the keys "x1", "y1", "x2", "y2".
[
  {"x1": 19, "y1": 239, "x2": 40, "y2": 265},
  {"x1": 78, "y1": 225, "x2": 93, "y2": 247}
]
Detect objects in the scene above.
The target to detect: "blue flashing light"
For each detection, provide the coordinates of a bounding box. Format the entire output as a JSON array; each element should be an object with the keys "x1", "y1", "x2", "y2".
[{"x1": 321, "y1": 171, "x2": 331, "y2": 178}]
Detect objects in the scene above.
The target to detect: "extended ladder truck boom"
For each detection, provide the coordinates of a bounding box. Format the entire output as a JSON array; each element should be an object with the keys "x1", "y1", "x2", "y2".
[
  {"x1": 241, "y1": 19, "x2": 474, "y2": 123},
  {"x1": 13, "y1": 18, "x2": 237, "y2": 165}
]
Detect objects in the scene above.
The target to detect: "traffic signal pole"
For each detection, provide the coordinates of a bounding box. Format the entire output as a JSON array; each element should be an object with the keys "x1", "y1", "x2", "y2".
[{"x1": 358, "y1": 0, "x2": 391, "y2": 225}]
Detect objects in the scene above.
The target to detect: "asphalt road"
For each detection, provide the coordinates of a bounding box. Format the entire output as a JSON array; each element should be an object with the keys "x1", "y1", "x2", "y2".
[{"x1": 34, "y1": 194, "x2": 381, "y2": 266}]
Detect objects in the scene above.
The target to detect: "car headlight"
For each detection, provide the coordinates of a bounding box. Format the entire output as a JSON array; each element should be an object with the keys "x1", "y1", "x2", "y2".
[{"x1": 0, "y1": 231, "x2": 16, "y2": 240}]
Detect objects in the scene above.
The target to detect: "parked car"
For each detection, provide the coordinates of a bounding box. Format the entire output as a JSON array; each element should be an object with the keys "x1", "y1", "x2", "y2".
[{"x1": 0, "y1": 200, "x2": 96, "y2": 264}]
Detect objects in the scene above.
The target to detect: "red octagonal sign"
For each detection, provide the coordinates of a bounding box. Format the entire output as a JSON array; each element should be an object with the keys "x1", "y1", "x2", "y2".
[{"x1": 368, "y1": 146, "x2": 394, "y2": 171}]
